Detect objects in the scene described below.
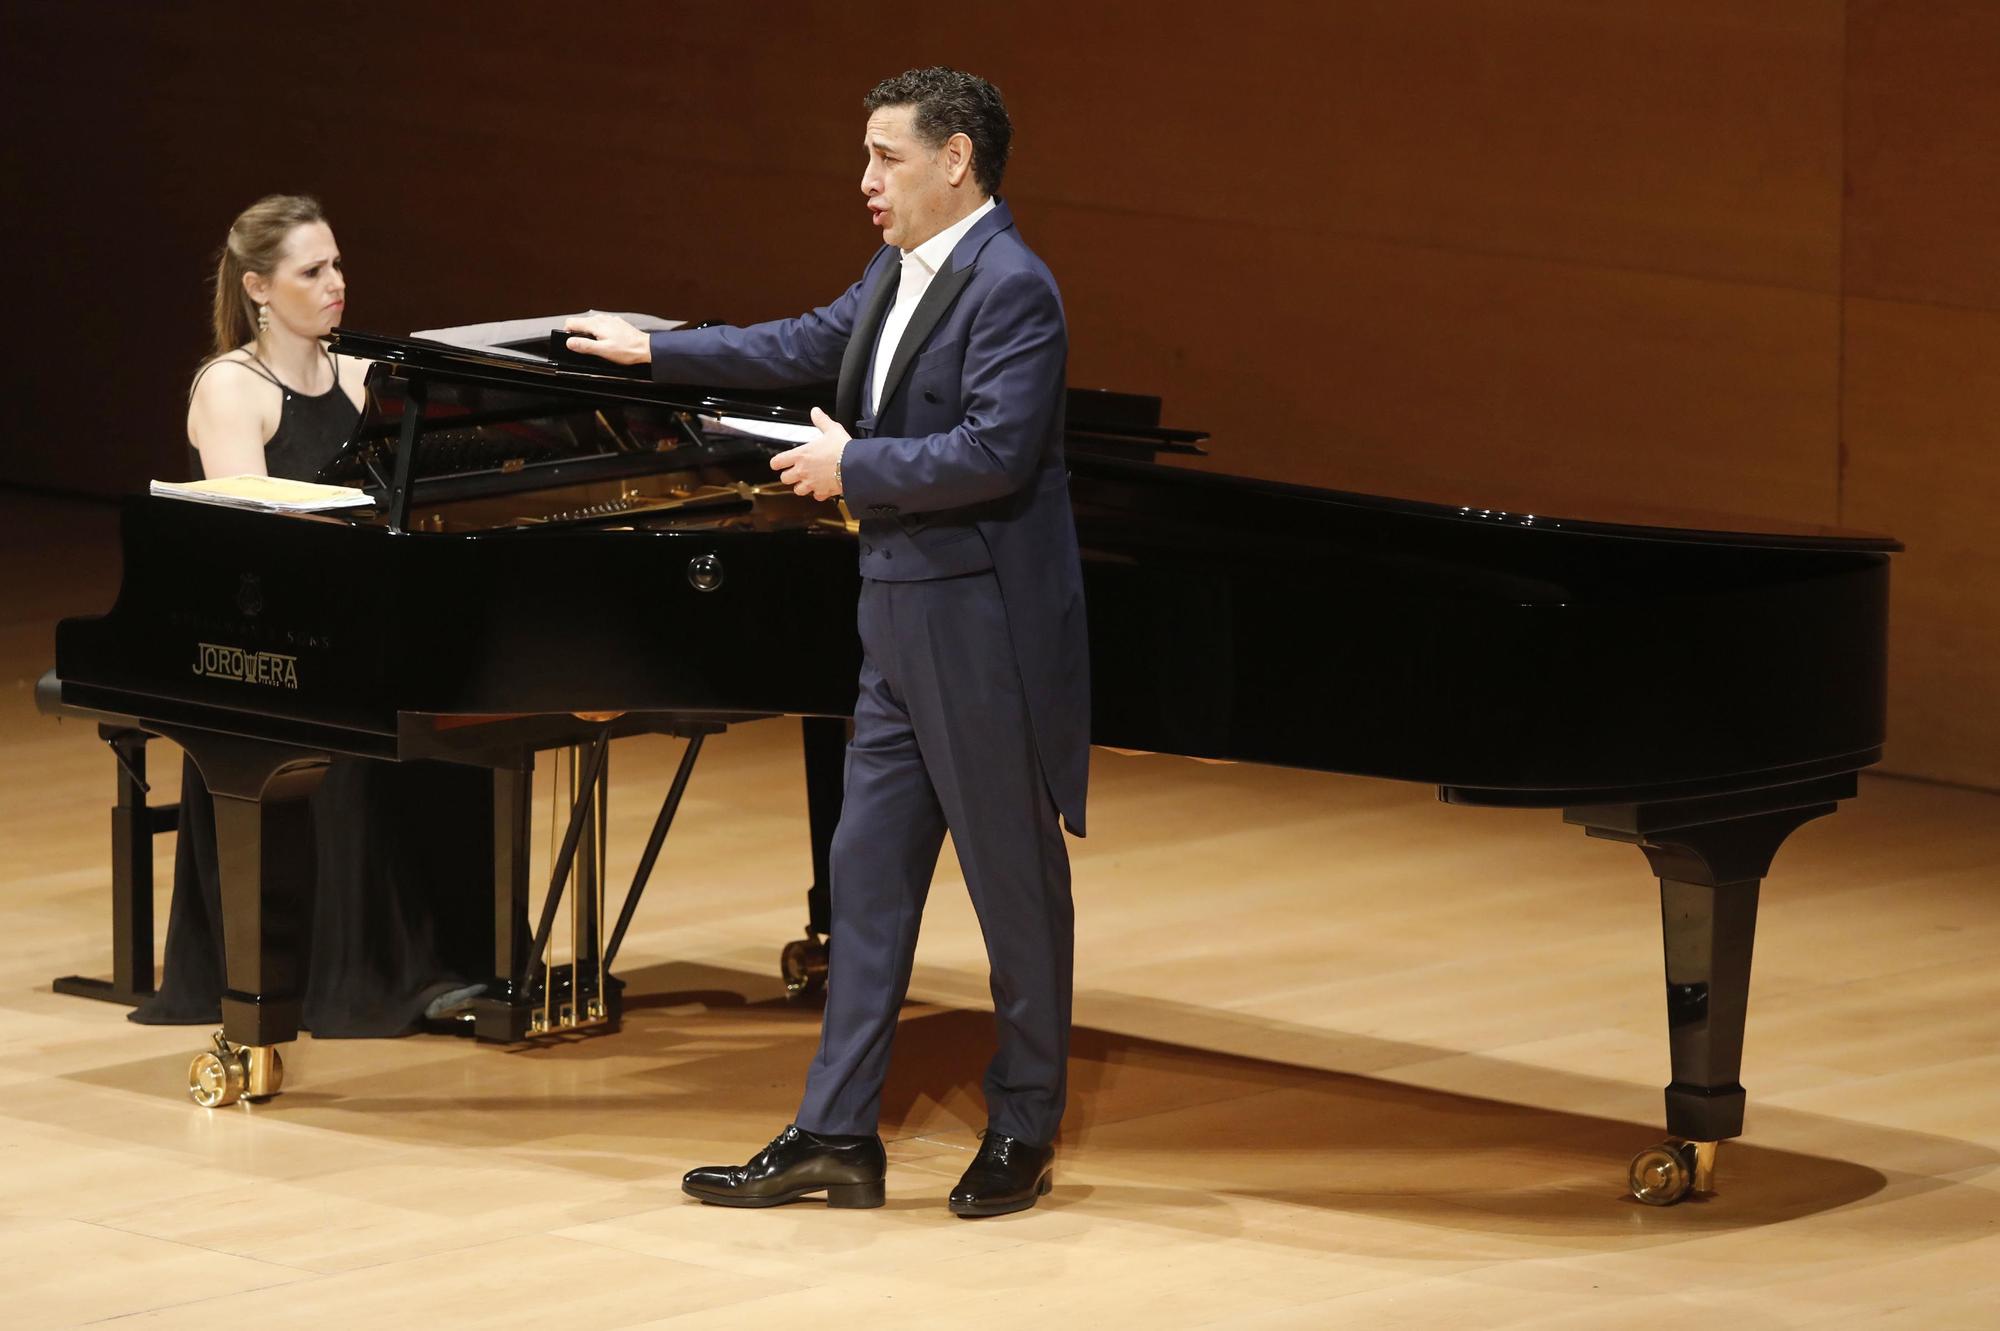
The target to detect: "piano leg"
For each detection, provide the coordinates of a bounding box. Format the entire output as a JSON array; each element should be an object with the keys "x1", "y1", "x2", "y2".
[
  {"x1": 165, "y1": 732, "x2": 328, "y2": 1107},
  {"x1": 784, "y1": 717, "x2": 846, "y2": 1000},
  {"x1": 1567, "y1": 774, "x2": 1853, "y2": 1204},
  {"x1": 1626, "y1": 872, "x2": 1761, "y2": 1205},
  {"x1": 52, "y1": 726, "x2": 176, "y2": 1007}
]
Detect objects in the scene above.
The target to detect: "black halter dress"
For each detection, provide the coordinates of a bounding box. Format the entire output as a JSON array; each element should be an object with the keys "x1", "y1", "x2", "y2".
[{"x1": 133, "y1": 349, "x2": 494, "y2": 1036}]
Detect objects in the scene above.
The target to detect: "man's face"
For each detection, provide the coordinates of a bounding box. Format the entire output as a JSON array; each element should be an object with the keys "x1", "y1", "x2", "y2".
[{"x1": 860, "y1": 104, "x2": 964, "y2": 250}]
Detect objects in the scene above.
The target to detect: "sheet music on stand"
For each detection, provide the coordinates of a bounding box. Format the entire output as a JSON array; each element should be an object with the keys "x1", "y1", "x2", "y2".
[
  {"x1": 410, "y1": 312, "x2": 685, "y2": 361},
  {"x1": 151, "y1": 475, "x2": 374, "y2": 513}
]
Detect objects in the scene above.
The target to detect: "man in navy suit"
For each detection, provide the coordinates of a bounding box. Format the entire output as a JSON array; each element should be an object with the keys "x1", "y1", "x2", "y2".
[{"x1": 568, "y1": 67, "x2": 1084, "y2": 1217}]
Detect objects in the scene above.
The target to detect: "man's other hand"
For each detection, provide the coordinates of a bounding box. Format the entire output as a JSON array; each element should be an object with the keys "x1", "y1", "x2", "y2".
[
  {"x1": 770, "y1": 408, "x2": 850, "y2": 501},
  {"x1": 564, "y1": 313, "x2": 651, "y2": 365}
]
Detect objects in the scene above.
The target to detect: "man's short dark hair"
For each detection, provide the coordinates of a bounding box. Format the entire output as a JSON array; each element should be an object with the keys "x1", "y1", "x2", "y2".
[{"x1": 864, "y1": 67, "x2": 1012, "y2": 197}]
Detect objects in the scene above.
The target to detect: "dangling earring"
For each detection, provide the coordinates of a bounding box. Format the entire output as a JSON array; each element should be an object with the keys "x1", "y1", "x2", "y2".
[{"x1": 256, "y1": 302, "x2": 270, "y2": 335}]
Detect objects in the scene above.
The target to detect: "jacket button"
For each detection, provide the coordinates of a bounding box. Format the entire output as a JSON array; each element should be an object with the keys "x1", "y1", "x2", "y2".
[{"x1": 862, "y1": 543, "x2": 873, "y2": 554}]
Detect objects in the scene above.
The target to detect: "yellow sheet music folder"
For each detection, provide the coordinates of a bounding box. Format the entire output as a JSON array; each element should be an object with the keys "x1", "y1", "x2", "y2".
[{"x1": 149, "y1": 475, "x2": 373, "y2": 512}]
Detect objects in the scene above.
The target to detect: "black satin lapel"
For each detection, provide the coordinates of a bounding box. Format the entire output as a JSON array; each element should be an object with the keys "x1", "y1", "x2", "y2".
[
  {"x1": 836, "y1": 262, "x2": 901, "y2": 427},
  {"x1": 876, "y1": 262, "x2": 975, "y2": 416}
]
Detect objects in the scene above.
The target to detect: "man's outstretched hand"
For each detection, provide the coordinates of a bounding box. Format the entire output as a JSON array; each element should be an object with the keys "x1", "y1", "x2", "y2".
[
  {"x1": 564, "y1": 313, "x2": 651, "y2": 365},
  {"x1": 771, "y1": 408, "x2": 850, "y2": 501}
]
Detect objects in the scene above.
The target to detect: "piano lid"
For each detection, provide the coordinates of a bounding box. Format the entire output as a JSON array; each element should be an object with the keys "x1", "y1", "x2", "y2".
[
  {"x1": 324, "y1": 327, "x2": 1885, "y2": 553},
  {"x1": 318, "y1": 328, "x2": 1208, "y2": 497},
  {"x1": 1073, "y1": 453, "x2": 1902, "y2": 553}
]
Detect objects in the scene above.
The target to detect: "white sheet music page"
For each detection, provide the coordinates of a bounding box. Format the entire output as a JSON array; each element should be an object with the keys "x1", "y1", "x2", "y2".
[
  {"x1": 703, "y1": 415, "x2": 819, "y2": 446},
  {"x1": 150, "y1": 475, "x2": 374, "y2": 512}
]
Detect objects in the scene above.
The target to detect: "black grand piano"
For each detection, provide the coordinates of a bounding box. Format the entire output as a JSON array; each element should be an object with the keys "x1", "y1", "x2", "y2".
[{"x1": 41, "y1": 328, "x2": 1898, "y2": 1206}]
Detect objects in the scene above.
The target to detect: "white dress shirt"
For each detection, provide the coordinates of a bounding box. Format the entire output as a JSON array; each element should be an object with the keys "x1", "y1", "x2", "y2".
[{"x1": 869, "y1": 196, "x2": 995, "y2": 414}]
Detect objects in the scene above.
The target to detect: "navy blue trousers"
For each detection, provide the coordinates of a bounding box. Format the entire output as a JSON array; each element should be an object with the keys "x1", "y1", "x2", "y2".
[{"x1": 795, "y1": 572, "x2": 1074, "y2": 1145}]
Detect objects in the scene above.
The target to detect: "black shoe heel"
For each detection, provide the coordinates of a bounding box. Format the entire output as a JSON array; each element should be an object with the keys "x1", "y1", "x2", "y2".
[
  {"x1": 1036, "y1": 1173, "x2": 1053, "y2": 1197},
  {"x1": 826, "y1": 1180, "x2": 886, "y2": 1209}
]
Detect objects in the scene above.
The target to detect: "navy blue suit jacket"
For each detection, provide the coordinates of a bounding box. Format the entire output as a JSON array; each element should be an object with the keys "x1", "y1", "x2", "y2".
[{"x1": 648, "y1": 202, "x2": 1089, "y2": 834}]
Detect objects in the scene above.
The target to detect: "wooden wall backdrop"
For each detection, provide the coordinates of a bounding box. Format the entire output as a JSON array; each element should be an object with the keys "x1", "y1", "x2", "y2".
[
  {"x1": 2, "y1": 1, "x2": 1992, "y2": 789},
  {"x1": 1842, "y1": 1, "x2": 2000, "y2": 791}
]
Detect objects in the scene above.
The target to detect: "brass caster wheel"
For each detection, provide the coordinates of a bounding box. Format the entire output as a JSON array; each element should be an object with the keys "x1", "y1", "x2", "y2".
[
  {"x1": 187, "y1": 1033, "x2": 285, "y2": 1107},
  {"x1": 780, "y1": 933, "x2": 828, "y2": 1001},
  {"x1": 189, "y1": 1031, "x2": 246, "y2": 1108},
  {"x1": 1628, "y1": 1138, "x2": 1718, "y2": 1205}
]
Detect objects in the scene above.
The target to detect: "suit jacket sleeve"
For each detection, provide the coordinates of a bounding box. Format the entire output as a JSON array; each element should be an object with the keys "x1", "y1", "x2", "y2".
[
  {"x1": 840, "y1": 268, "x2": 1066, "y2": 513},
  {"x1": 647, "y1": 274, "x2": 866, "y2": 389}
]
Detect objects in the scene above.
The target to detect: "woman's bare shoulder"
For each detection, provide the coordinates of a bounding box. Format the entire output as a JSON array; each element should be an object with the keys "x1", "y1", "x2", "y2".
[
  {"x1": 190, "y1": 349, "x2": 279, "y2": 405},
  {"x1": 187, "y1": 350, "x2": 280, "y2": 450}
]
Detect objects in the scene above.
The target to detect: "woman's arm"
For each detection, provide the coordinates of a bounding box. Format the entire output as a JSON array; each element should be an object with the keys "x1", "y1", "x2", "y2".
[{"x1": 186, "y1": 359, "x2": 278, "y2": 478}]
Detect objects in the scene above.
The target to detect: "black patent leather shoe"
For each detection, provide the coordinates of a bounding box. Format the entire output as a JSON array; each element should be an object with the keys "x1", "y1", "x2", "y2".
[
  {"x1": 948, "y1": 1132, "x2": 1055, "y2": 1217},
  {"x1": 682, "y1": 1124, "x2": 887, "y2": 1208}
]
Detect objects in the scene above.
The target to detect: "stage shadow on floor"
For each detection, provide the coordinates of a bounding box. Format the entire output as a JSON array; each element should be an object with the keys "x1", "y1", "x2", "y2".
[{"x1": 60, "y1": 958, "x2": 1996, "y2": 1245}]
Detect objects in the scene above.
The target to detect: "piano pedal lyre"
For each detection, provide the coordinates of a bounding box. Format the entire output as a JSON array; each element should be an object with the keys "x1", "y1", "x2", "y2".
[
  {"x1": 490, "y1": 721, "x2": 709, "y2": 1043},
  {"x1": 524, "y1": 741, "x2": 616, "y2": 1039}
]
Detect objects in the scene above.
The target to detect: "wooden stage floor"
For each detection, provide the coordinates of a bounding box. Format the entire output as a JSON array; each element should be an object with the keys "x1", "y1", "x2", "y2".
[{"x1": 3, "y1": 491, "x2": 1996, "y2": 1327}]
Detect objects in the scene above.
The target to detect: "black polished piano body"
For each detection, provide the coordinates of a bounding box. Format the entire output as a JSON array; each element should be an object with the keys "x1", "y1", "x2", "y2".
[{"x1": 44, "y1": 329, "x2": 1898, "y2": 1204}]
